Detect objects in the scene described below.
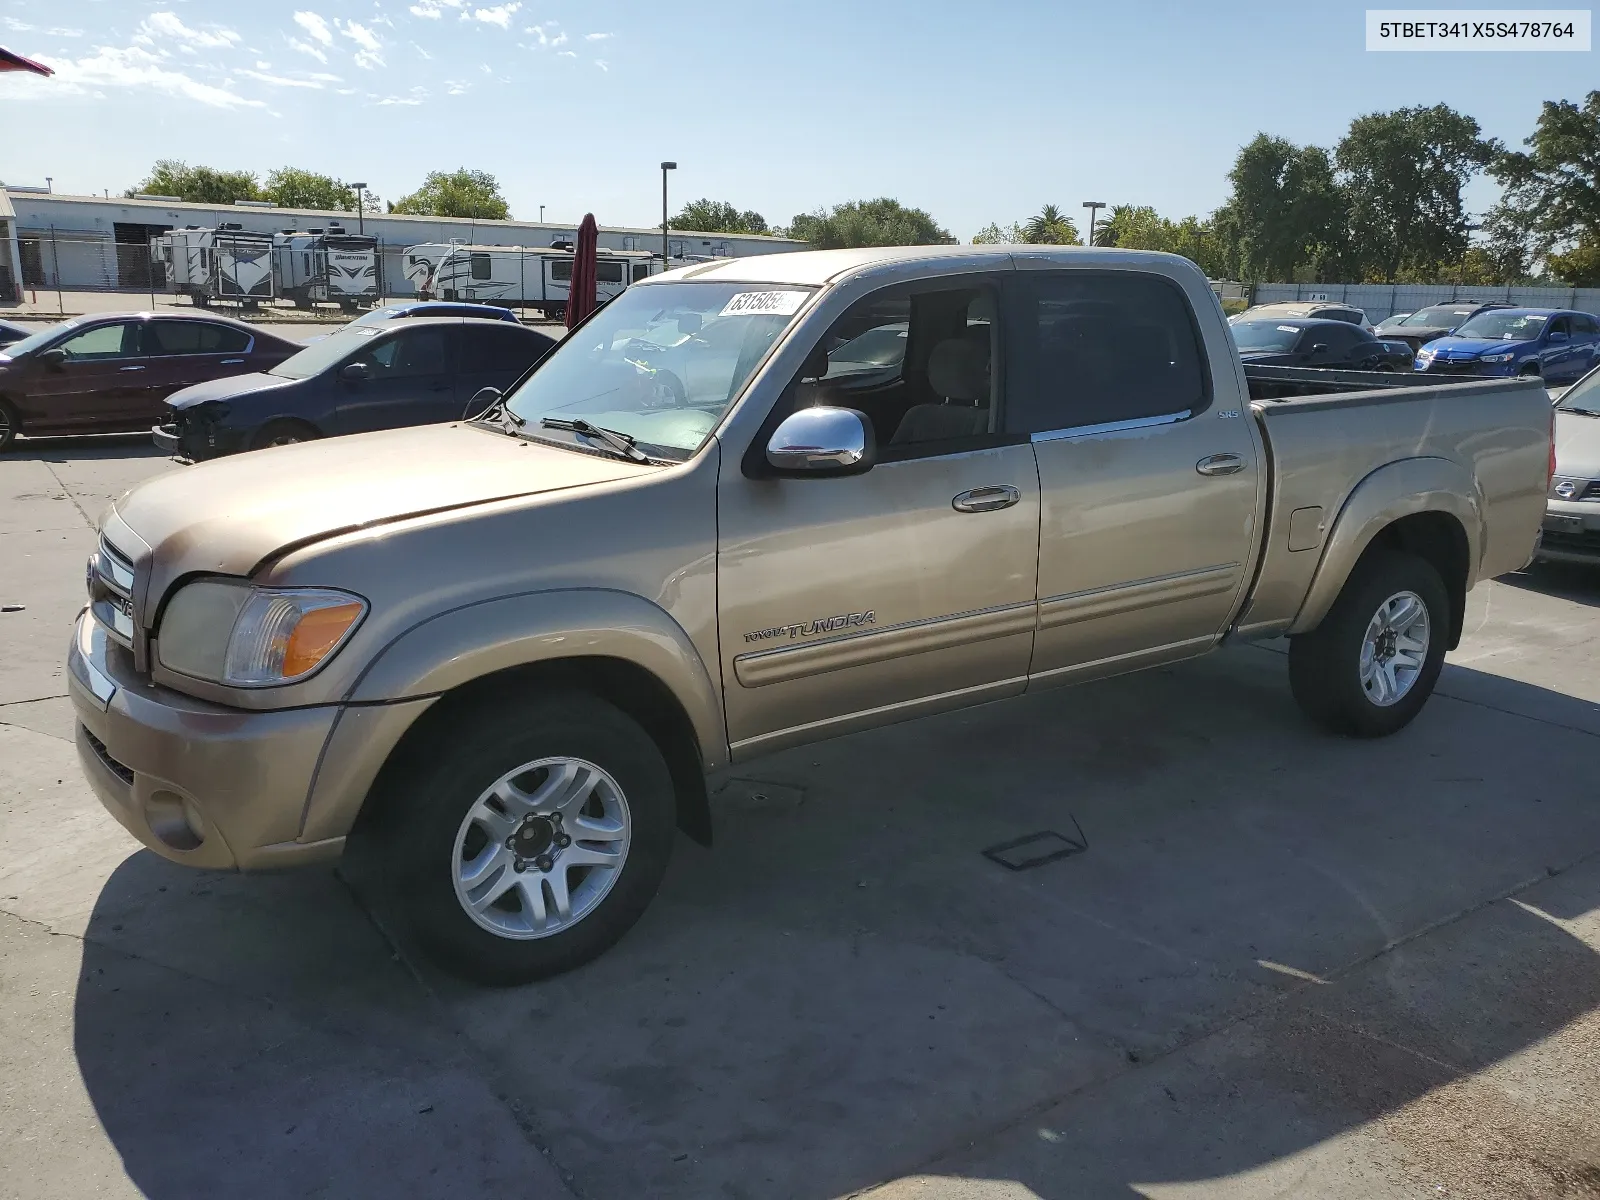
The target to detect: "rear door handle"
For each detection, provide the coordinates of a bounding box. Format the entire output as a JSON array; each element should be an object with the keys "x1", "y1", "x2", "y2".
[
  {"x1": 952, "y1": 484, "x2": 1020, "y2": 513},
  {"x1": 118, "y1": 365, "x2": 146, "y2": 372},
  {"x1": 220, "y1": 358, "x2": 244, "y2": 365},
  {"x1": 1196, "y1": 453, "x2": 1244, "y2": 477}
]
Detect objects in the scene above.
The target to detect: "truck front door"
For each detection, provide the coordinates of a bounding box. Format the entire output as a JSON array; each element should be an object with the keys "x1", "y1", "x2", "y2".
[
  {"x1": 1007, "y1": 266, "x2": 1259, "y2": 684},
  {"x1": 717, "y1": 275, "x2": 1040, "y2": 757}
]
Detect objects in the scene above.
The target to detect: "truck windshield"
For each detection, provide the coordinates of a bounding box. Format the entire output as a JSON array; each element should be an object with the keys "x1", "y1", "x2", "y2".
[
  {"x1": 1453, "y1": 312, "x2": 1547, "y2": 340},
  {"x1": 503, "y1": 281, "x2": 815, "y2": 460},
  {"x1": 1557, "y1": 366, "x2": 1600, "y2": 415},
  {"x1": 1231, "y1": 322, "x2": 1301, "y2": 352}
]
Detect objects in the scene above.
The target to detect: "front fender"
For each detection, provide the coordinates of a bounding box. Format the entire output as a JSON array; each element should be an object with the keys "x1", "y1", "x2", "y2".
[
  {"x1": 347, "y1": 586, "x2": 727, "y2": 764},
  {"x1": 1288, "y1": 457, "x2": 1481, "y2": 636}
]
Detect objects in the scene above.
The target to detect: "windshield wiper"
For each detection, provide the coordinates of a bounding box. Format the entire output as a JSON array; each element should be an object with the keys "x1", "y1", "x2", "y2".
[
  {"x1": 538, "y1": 417, "x2": 650, "y2": 462},
  {"x1": 1561, "y1": 406, "x2": 1600, "y2": 418},
  {"x1": 466, "y1": 391, "x2": 525, "y2": 434}
]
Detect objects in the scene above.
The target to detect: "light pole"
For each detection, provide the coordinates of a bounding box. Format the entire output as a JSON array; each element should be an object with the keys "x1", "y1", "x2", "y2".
[
  {"x1": 351, "y1": 182, "x2": 367, "y2": 235},
  {"x1": 1081, "y1": 201, "x2": 1105, "y2": 247},
  {"x1": 539, "y1": 204, "x2": 546, "y2": 223},
  {"x1": 660, "y1": 161, "x2": 676, "y2": 270}
]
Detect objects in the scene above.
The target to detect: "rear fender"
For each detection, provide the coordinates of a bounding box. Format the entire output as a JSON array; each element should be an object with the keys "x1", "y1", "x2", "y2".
[{"x1": 1288, "y1": 457, "x2": 1481, "y2": 636}]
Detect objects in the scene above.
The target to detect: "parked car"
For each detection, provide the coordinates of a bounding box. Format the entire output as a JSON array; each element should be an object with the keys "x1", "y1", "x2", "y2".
[
  {"x1": 1538, "y1": 361, "x2": 1600, "y2": 564},
  {"x1": 1413, "y1": 308, "x2": 1600, "y2": 383},
  {"x1": 1374, "y1": 301, "x2": 1515, "y2": 351},
  {"x1": 0, "y1": 313, "x2": 299, "y2": 452},
  {"x1": 0, "y1": 318, "x2": 33, "y2": 348},
  {"x1": 71, "y1": 246, "x2": 1551, "y2": 984},
  {"x1": 350, "y1": 300, "x2": 520, "y2": 327},
  {"x1": 1231, "y1": 317, "x2": 1412, "y2": 371},
  {"x1": 152, "y1": 317, "x2": 557, "y2": 459},
  {"x1": 1230, "y1": 301, "x2": 1372, "y2": 331}
]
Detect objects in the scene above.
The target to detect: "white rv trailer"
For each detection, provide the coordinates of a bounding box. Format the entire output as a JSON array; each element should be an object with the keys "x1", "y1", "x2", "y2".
[
  {"x1": 401, "y1": 243, "x2": 662, "y2": 318},
  {"x1": 150, "y1": 224, "x2": 275, "y2": 306},
  {"x1": 272, "y1": 226, "x2": 379, "y2": 310}
]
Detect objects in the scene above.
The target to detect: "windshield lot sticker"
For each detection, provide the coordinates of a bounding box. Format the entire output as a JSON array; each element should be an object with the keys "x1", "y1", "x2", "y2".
[
  {"x1": 720, "y1": 291, "x2": 807, "y2": 318},
  {"x1": 1277, "y1": 325, "x2": 1300, "y2": 332},
  {"x1": 744, "y1": 611, "x2": 875, "y2": 644}
]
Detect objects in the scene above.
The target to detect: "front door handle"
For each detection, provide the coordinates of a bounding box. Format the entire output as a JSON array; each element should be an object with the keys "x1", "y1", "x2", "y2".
[
  {"x1": 220, "y1": 358, "x2": 244, "y2": 365},
  {"x1": 118, "y1": 365, "x2": 146, "y2": 372},
  {"x1": 1196, "y1": 453, "x2": 1244, "y2": 477},
  {"x1": 952, "y1": 484, "x2": 1020, "y2": 513}
]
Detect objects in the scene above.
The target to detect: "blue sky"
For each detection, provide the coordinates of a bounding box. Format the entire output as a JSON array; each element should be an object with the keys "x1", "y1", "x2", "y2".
[{"x1": 2, "y1": 1, "x2": 1595, "y2": 238}]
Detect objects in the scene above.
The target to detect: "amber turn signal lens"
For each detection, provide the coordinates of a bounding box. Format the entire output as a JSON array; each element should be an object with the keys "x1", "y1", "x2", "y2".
[{"x1": 282, "y1": 601, "x2": 365, "y2": 678}]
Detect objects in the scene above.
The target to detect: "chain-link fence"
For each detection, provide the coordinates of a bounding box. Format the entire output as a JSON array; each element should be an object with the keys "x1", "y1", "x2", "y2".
[{"x1": 1249, "y1": 281, "x2": 1600, "y2": 324}]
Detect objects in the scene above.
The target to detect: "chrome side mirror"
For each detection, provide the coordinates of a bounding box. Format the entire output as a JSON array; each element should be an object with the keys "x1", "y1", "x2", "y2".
[
  {"x1": 765, "y1": 406, "x2": 875, "y2": 476},
  {"x1": 339, "y1": 361, "x2": 370, "y2": 383}
]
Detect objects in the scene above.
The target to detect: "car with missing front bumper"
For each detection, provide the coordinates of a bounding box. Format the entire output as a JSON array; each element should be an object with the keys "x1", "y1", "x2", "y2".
[{"x1": 71, "y1": 246, "x2": 1552, "y2": 986}]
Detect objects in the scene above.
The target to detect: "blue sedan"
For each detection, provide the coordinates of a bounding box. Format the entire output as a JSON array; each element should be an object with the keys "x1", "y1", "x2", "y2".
[{"x1": 1414, "y1": 308, "x2": 1600, "y2": 384}]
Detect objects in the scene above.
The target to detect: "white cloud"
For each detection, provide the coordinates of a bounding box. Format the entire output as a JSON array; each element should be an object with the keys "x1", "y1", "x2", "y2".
[
  {"x1": 338, "y1": 19, "x2": 385, "y2": 68},
  {"x1": 292, "y1": 12, "x2": 334, "y2": 47},
  {"x1": 4, "y1": 17, "x2": 84, "y2": 37},
  {"x1": 445, "y1": 80, "x2": 469, "y2": 94},
  {"x1": 557, "y1": 49, "x2": 575, "y2": 58},
  {"x1": 5, "y1": 44, "x2": 265, "y2": 109},
  {"x1": 584, "y1": 32, "x2": 612, "y2": 40},
  {"x1": 411, "y1": 41, "x2": 433, "y2": 59},
  {"x1": 141, "y1": 12, "x2": 242, "y2": 50},
  {"x1": 287, "y1": 37, "x2": 328, "y2": 62},
  {"x1": 550, "y1": 31, "x2": 567, "y2": 46},
  {"x1": 374, "y1": 95, "x2": 422, "y2": 105},
  {"x1": 239, "y1": 68, "x2": 324, "y2": 88},
  {"x1": 593, "y1": 58, "x2": 608, "y2": 71},
  {"x1": 524, "y1": 22, "x2": 566, "y2": 47},
  {"x1": 410, "y1": 0, "x2": 464, "y2": 13},
  {"x1": 469, "y1": 3, "x2": 520, "y2": 27},
  {"x1": 255, "y1": 59, "x2": 271, "y2": 68},
  {"x1": 308, "y1": 71, "x2": 342, "y2": 81}
]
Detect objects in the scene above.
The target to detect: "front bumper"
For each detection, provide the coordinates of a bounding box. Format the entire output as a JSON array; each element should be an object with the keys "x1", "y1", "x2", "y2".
[
  {"x1": 67, "y1": 610, "x2": 345, "y2": 870},
  {"x1": 152, "y1": 418, "x2": 251, "y2": 461},
  {"x1": 1535, "y1": 500, "x2": 1600, "y2": 565},
  {"x1": 1413, "y1": 356, "x2": 1512, "y2": 377}
]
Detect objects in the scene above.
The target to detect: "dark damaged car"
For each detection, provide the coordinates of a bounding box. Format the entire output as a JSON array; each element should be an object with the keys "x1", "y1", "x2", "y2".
[{"x1": 154, "y1": 317, "x2": 557, "y2": 459}]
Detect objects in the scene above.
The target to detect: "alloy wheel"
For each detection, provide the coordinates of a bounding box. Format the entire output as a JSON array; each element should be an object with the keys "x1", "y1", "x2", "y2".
[{"x1": 1358, "y1": 590, "x2": 1431, "y2": 707}]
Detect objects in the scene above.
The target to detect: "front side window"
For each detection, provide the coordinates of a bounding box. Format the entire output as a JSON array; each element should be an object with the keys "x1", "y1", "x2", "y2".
[
  {"x1": 1008, "y1": 271, "x2": 1208, "y2": 433},
  {"x1": 367, "y1": 327, "x2": 450, "y2": 377},
  {"x1": 57, "y1": 322, "x2": 140, "y2": 360},
  {"x1": 503, "y1": 281, "x2": 812, "y2": 460}
]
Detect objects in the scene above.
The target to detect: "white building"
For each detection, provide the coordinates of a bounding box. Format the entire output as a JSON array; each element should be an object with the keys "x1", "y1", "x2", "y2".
[{"x1": 0, "y1": 188, "x2": 807, "y2": 299}]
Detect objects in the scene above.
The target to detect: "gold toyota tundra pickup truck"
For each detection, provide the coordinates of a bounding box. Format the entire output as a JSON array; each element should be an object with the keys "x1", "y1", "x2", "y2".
[{"x1": 68, "y1": 246, "x2": 1553, "y2": 983}]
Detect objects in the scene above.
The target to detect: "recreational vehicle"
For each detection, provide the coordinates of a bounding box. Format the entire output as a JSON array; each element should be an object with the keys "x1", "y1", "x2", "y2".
[
  {"x1": 401, "y1": 243, "x2": 660, "y2": 319},
  {"x1": 272, "y1": 226, "x2": 379, "y2": 311},
  {"x1": 151, "y1": 225, "x2": 275, "y2": 307}
]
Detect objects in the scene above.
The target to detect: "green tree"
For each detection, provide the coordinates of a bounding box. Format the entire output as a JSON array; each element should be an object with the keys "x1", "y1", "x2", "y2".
[
  {"x1": 786, "y1": 198, "x2": 952, "y2": 248},
  {"x1": 1023, "y1": 204, "x2": 1082, "y2": 245},
  {"x1": 262, "y1": 167, "x2": 357, "y2": 212},
  {"x1": 1214, "y1": 134, "x2": 1346, "y2": 281},
  {"x1": 390, "y1": 169, "x2": 510, "y2": 220},
  {"x1": 1088, "y1": 205, "x2": 1230, "y2": 278},
  {"x1": 672, "y1": 198, "x2": 769, "y2": 234},
  {"x1": 971, "y1": 221, "x2": 1025, "y2": 244},
  {"x1": 1335, "y1": 105, "x2": 1498, "y2": 282},
  {"x1": 127, "y1": 160, "x2": 260, "y2": 205},
  {"x1": 1491, "y1": 90, "x2": 1600, "y2": 285}
]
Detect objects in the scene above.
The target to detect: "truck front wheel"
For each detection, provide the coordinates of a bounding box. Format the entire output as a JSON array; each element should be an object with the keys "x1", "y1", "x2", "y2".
[
  {"x1": 388, "y1": 693, "x2": 677, "y2": 984},
  {"x1": 1288, "y1": 550, "x2": 1448, "y2": 738}
]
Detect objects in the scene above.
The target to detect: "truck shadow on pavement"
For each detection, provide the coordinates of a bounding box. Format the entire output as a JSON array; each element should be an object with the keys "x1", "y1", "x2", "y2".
[
  {"x1": 1499, "y1": 560, "x2": 1600, "y2": 609},
  {"x1": 71, "y1": 647, "x2": 1600, "y2": 1198}
]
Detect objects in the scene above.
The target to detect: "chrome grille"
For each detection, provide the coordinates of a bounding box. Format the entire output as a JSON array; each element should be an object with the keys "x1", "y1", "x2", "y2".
[{"x1": 87, "y1": 535, "x2": 137, "y2": 648}]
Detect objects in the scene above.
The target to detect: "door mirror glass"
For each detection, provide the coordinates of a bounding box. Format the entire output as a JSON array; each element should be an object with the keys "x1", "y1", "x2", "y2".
[
  {"x1": 1309, "y1": 343, "x2": 1329, "y2": 355},
  {"x1": 1548, "y1": 331, "x2": 1569, "y2": 344},
  {"x1": 464, "y1": 385, "x2": 501, "y2": 419},
  {"x1": 766, "y1": 406, "x2": 875, "y2": 476},
  {"x1": 37, "y1": 347, "x2": 66, "y2": 368},
  {"x1": 339, "y1": 361, "x2": 370, "y2": 382}
]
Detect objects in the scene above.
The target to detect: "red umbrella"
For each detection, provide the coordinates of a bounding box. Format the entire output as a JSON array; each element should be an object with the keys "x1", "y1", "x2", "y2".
[
  {"x1": 566, "y1": 212, "x2": 598, "y2": 329},
  {"x1": 0, "y1": 46, "x2": 54, "y2": 75}
]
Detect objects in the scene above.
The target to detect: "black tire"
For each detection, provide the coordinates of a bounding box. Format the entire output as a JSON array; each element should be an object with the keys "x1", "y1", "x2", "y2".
[
  {"x1": 386, "y1": 692, "x2": 677, "y2": 985},
  {"x1": 1518, "y1": 363, "x2": 1542, "y2": 378},
  {"x1": 0, "y1": 397, "x2": 18, "y2": 453},
  {"x1": 248, "y1": 419, "x2": 320, "y2": 451},
  {"x1": 1288, "y1": 549, "x2": 1449, "y2": 738}
]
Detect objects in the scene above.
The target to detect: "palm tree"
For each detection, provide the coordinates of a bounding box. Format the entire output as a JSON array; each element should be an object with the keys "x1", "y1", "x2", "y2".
[{"x1": 1024, "y1": 204, "x2": 1081, "y2": 245}]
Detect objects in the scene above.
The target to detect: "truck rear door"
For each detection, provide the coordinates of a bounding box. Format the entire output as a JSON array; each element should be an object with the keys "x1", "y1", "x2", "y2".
[{"x1": 1007, "y1": 266, "x2": 1260, "y2": 682}]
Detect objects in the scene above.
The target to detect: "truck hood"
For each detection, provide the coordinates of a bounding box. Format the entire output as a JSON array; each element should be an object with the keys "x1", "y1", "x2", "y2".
[
  {"x1": 1555, "y1": 409, "x2": 1600, "y2": 478},
  {"x1": 109, "y1": 422, "x2": 657, "y2": 594},
  {"x1": 1423, "y1": 336, "x2": 1533, "y2": 358},
  {"x1": 166, "y1": 371, "x2": 297, "y2": 410}
]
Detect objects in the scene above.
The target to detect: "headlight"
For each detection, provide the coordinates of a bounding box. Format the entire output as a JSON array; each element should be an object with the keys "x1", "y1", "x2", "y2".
[
  {"x1": 1479, "y1": 351, "x2": 1516, "y2": 363},
  {"x1": 1415, "y1": 348, "x2": 1434, "y2": 361},
  {"x1": 157, "y1": 580, "x2": 367, "y2": 687}
]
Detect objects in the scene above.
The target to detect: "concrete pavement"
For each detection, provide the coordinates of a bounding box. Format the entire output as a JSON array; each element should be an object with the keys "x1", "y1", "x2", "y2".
[{"x1": 2, "y1": 437, "x2": 1600, "y2": 1198}]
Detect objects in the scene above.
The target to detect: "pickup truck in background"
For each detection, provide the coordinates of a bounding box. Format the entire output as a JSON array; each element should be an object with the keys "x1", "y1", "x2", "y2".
[{"x1": 68, "y1": 246, "x2": 1552, "y2": 984}]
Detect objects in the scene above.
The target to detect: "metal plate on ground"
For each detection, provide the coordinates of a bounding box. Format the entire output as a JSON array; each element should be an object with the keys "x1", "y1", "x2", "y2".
[{"x1": 982, "y1": 819, "x2": 1088, "y2": 872}]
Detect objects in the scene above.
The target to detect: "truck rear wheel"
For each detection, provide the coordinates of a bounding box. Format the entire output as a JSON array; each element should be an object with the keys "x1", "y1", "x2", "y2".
[
  {"x1": 387, "y1": 693, "x2": 677, "y2": 984},
  {"x1": 1288, "y1": 550, "x2": 1448, "y2": 738}
]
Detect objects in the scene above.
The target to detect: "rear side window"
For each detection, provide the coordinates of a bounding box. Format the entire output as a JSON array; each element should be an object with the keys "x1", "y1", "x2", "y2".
[
  {"x1": 147, "y1": 321, "x2": 251, "y2": 355},
  {"x1": 462, "y1": 325, "x2": 542, "y2": 373},
  {"x1": 596, "y1": 261, "x2": 624, "y2": 284},
  {"x1": 470, "y1": 253, "x2": 492, "y2": 281},
  {"x1": 1574, "y1": 314, "x2": 1600, "y2": 335},
  {"x1": 1007, "y1": 272, "x2": 1208, "y2": 433}
]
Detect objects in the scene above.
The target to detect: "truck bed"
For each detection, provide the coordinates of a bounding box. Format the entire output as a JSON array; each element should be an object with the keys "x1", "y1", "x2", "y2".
[
  {"x1": 1244, "y1": 362, "x2": 1500, "y2": 401},
  {"x1": 1234, "y1": 374, "x2": 1551, "y2": 639}
]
